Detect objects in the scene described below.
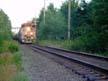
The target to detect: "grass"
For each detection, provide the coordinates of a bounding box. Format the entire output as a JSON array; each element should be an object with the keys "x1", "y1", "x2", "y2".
[
  {"x1": 13, "y1": 51, "x2": 23, "y2": 71},
  {"x1": 38, "y1": 40, "x2": 62, "y2": 48},
  {"x1": 0, "y1": 64, "x2": 17, "y2": 81},
  {"x1": 0, "y1": 40, "x2": 28, "y2": 81},
  {"x1": 0, "y1": 53, "x2": 13, "y2": 65},
  {"x1": 0, "y1": 53, "x2": 17, "y2": 81},
  {"x1": 38, "y1": 40, "x2": 108, "y2": 57},
  {"x1": 10, "y1": 72, "x2": 29, "y2": 81},
  {"x1": 38, "y1": 40, "x2": 74, "y2": 50}
]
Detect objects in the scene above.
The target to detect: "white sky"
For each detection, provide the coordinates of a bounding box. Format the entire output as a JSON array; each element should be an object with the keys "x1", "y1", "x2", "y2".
[
  {"x1": 0, "y1": 0, "x2": 91, "y2": 33},
  {"x1": 0, "y1": 0, "x2": 65, "y2": 28}
]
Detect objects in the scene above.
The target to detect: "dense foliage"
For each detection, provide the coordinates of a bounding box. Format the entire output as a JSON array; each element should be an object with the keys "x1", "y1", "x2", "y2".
[
  {"x1": 37, "y1": 0, "x2": 108, "y2": 55},
  {"x1": 92, "y1": 0, "x2": 108, "y2": 54},
  {"x1": 37, "y1": 4, "x2": 67, "y2": 40},
  {"x1": 0, "y1": 9, "x2": 28, "y2": 81},
  {"x1": 0, "y1": 9, "x2": 12, "y2": 39},
  {"x1": 0, "y1": 9, "x2": 12, "y2": 53}
]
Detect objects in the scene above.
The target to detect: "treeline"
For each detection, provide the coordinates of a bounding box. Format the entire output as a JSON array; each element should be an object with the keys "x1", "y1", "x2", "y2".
[
  {"x1": 36, "y1": 0, "x2": 108, "y2": 55},
  {"x1": 0, "y1": 9, "x2": 12, "y2": 42},
  {"x1": 0, "y1": 9, "x2": 12, "y2": 53}
]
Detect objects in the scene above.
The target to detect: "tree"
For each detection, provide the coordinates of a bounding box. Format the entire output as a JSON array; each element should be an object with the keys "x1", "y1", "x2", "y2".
[
  {"x1": 0, "y1": 9, "x2": 12, "y2": 53},
  {"x1": 92, "y1": 0, "x2": 108, "y2": 53},
  {"x1": 71, "y1": 0, "x2": 93, "y2": 38},
  {"x1": 0, "y1": 9, "x2": 12, "y2": 41},
  {"x1": 60, "y1": 0, "x2": 93, "y2": 39},
  {"x1": 36, "y1": 0, "x2": 108, "y2": 55},
  {"x1": 37, "y1": 3, "x2": 67, "y2": 40}
]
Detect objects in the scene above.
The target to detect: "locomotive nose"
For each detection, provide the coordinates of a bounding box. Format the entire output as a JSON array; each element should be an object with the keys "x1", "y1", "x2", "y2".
[{"x1": 26, "y1": 27, "x2": 31, "y2": 31}]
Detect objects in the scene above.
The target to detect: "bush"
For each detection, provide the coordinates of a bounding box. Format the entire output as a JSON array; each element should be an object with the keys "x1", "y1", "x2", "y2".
[
  {"x1": 0, "y1": 53, "x2": 13, "y2": 65},
  {"x1": 0, "y1": 41, "x2": 19, "y2": 53},
  {"x1": 70, "y1": 38, "x2": 86, "y2": 52},
  {"x1": 8, "y1": 42, "x2": 19, "y2": 53},
  {"x1": 13, "y1": 52, "x2": 23, "y2": 71},
  {"x1": 0, "y1": 41, "x2": 10, "y2": 53},
  {"x1": 103, "y1": 52, "x2": 108, "y2": 56}
]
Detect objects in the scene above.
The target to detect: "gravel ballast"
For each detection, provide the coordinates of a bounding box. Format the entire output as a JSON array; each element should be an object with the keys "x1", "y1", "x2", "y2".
[{"x1": 20, "y1": 45, "x2": 85, "y2": 81}]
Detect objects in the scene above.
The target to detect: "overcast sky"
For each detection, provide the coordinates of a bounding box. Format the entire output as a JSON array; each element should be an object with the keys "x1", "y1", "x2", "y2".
[
  {"x1": 0, "y1": 0, "x2": 65, "y2": 28},
  {"x1": 0, "y1": 0, "x2": 91, "y2": 29}
]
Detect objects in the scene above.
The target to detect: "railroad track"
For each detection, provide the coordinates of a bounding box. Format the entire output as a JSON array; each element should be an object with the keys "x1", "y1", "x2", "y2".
[{"x1": 30, "y1": 45, "x2": 108, "y2": 81}]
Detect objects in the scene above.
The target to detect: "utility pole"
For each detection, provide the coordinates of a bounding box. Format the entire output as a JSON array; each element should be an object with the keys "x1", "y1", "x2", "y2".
[
  {"x1": 43, "y1": 0, "x2": 46, "y2": 24},
  {"x1": 68, "y1": 0, "x2": 71, "y2": 39},
  {"x1": 34, "y1": 19, "x2": 37, "y2": 40}
]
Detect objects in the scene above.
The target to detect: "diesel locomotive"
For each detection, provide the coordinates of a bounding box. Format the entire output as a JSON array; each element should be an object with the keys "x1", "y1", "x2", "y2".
[{"x1": 18, "y1": 22, "x2": 36, "y2": 43}]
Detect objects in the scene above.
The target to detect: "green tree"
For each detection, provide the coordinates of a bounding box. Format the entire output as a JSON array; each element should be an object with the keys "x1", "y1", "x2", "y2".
[
  {"x1": 0, "y1": 9, "x2": 12, "y2": 41},
  {"x1": 60, "y1": 0, "x2": 78, "y2": 19},
  {"x1": 0, "y1": 9, "x2": 12, "y2": 53},
  {"x1": 0, "y1": 10, "x2": 11, "y2": 39},
  {"x1": 72, "y1": 1, "x2": 93, "y2": 38},
  {"x1": 36, "y1": 0, "x2": 108, "y2": 56},
  {"x1": 37, "y1": 3, "x2": 67, "y2": 40},
  {"x1": 92, "y1": 0, "x2": 108, "y2": 53}
]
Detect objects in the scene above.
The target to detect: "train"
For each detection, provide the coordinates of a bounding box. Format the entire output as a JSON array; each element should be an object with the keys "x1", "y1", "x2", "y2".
[{"x1": 17, "y1": 22, "x2": 36, "y2": 43}]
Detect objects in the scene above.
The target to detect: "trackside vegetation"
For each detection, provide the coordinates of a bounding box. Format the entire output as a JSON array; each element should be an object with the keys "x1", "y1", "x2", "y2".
[
  {"x1": 36, "y1": 0, "x2": 108, "y2": 56},
  {"x1": 0, "y1": 9, "x2": 28, "y2": 81}
]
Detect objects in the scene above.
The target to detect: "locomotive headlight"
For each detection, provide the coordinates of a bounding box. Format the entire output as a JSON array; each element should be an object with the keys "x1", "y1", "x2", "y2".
[
  {"x1": 31, "y1": 36, "x2": 34, "y2": 39},
  {"x1": 26, "y1": 27, "x2": 31, "y2": 31},
  {"x1": 30, "y1": 32, "x2": 33, "y2": 35}
]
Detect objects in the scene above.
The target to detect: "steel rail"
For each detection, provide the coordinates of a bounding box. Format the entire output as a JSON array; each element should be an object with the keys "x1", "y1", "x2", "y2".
[
  {"x1": 45, "y1": 46, "x2": 108, "y2": 60},
  {"x1": 30, "y1": 45, "x2": 108, "y2": 81}
]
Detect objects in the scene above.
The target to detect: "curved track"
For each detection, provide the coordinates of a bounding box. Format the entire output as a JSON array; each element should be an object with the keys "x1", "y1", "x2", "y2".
[{"x1": 30, "y1": 45, "x2": 108, "y2": 81}]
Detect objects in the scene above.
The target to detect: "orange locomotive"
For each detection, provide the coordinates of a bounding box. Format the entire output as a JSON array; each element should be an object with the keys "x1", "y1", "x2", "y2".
[{"x1": 18, "y1": 22, "x2": 36, "y2": 43}]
